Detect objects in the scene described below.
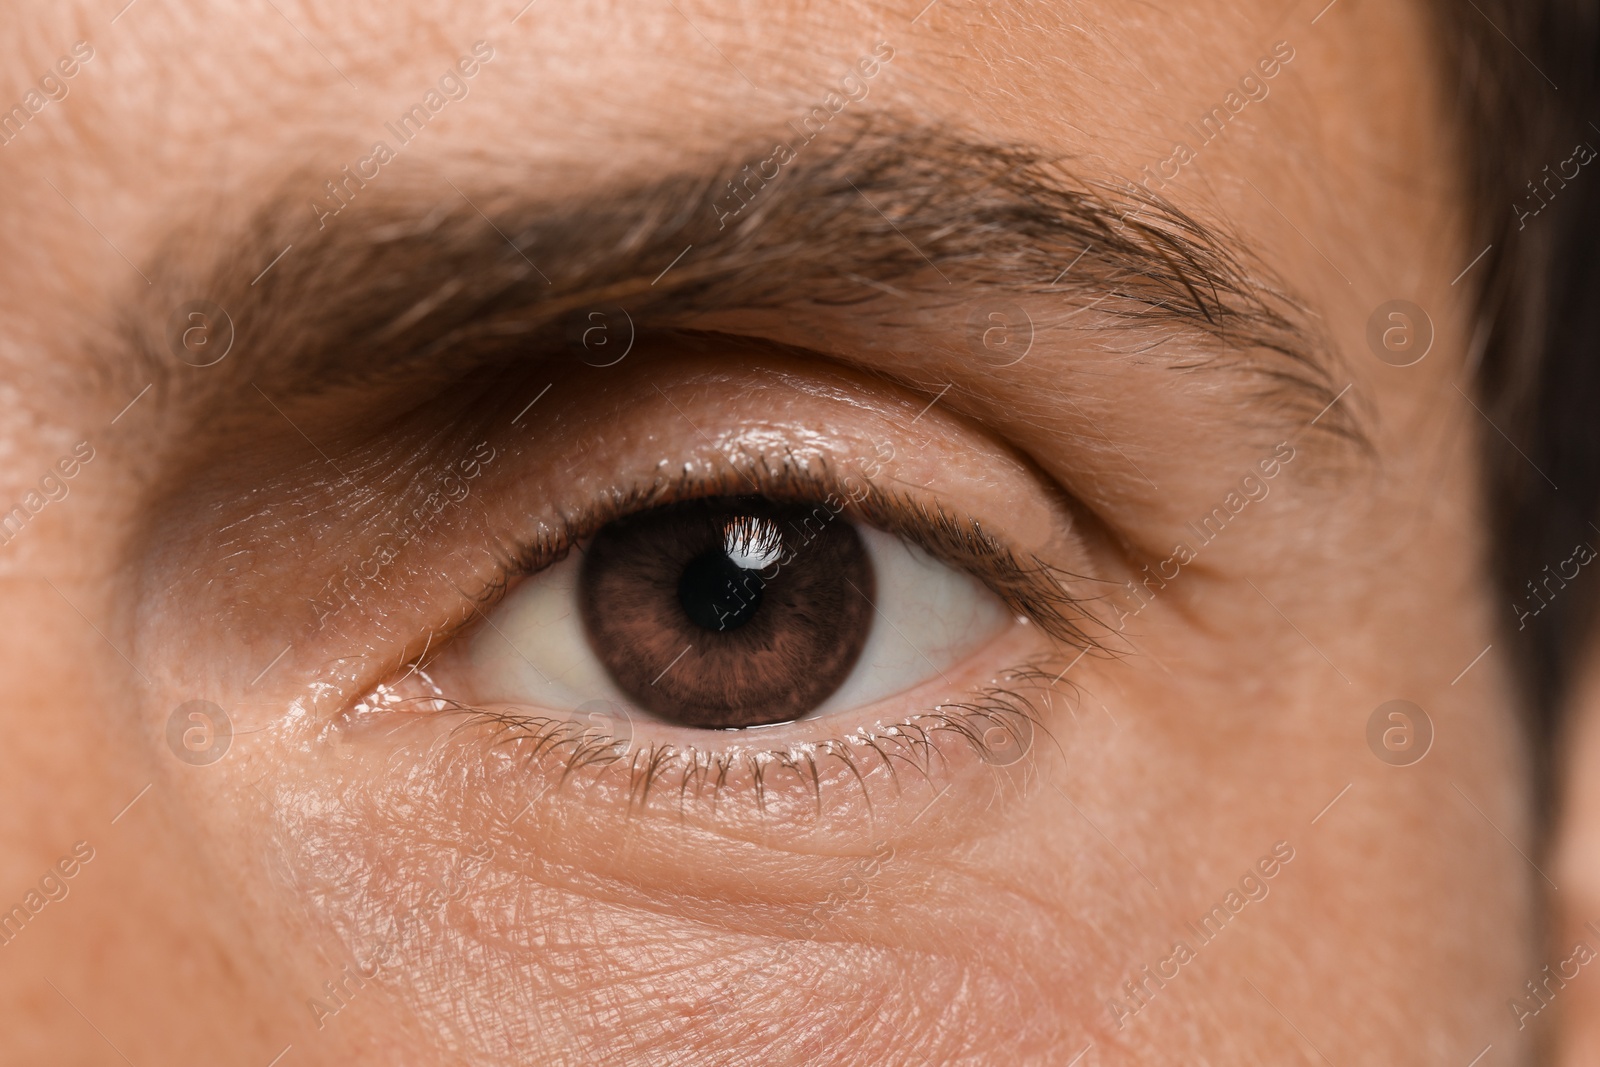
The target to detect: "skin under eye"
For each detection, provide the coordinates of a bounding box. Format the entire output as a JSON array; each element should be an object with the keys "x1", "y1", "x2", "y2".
[{"x1": 436, "y1": 495, "x2": 1012, "y2": 731}]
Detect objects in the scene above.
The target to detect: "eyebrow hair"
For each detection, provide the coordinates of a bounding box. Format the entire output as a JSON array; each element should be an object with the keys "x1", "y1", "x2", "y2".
[{"x1": 123, "y1": 122, "x2": 1348, "y2": 435}]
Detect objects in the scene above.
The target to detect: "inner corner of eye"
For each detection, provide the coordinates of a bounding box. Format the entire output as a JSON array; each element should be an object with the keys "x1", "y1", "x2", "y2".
[{"x1": 436, "y1": 494, "x2": 1013, "y2": 736}]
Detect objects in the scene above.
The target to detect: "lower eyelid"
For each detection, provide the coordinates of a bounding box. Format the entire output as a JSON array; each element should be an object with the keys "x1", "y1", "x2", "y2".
[{"x1": 345, "y1": 634, "x2": 1059, "y2": 846}]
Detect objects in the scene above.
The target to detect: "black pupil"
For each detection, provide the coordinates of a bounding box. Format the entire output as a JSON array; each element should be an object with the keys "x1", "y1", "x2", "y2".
[
  {"x1": 678, "y1": 550, "x2": 764, "y2": 632},
  {"x1": 577, "y1": 496, "x2": 876, "y2": 729}
]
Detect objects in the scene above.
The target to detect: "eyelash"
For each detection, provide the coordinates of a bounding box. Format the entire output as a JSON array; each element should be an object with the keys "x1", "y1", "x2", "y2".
[
  {"x1": 361, "y1": 450, "x2": 1103, "y2": 811},
  {"x1": 484, "y1": 453, "x2": 1105, "y2": 645},
  {"x1": 438, "y1": 661, "x2": 1065, "y2": 816}
]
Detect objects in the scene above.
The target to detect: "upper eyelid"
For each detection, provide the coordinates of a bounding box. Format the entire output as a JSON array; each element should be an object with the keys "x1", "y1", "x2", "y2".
[{"x1": 152, "y1": 351, "x2": 1111, "y2": 705}]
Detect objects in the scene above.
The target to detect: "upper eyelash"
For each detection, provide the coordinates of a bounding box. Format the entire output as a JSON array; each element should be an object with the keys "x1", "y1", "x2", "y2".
[{"x1": 465, "y1": 450, "x2": 1113, "y2": 656}]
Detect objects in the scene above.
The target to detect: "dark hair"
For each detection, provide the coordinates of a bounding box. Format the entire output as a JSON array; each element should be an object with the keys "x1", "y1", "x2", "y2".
[{"x1": 1436, "y1": 0, "x2": 1600, "y2": 804}]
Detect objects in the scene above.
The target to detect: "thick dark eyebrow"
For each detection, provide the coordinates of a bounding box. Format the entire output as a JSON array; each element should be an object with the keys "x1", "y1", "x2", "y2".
[{"x1": 124, "y1": 124, "x2": 1346, "y2": 431}]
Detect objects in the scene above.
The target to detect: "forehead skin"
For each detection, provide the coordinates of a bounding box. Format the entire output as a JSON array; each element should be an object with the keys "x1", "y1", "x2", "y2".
[{"x1": 0, "y1": 1, "x2": 1538, "y2": 1065}]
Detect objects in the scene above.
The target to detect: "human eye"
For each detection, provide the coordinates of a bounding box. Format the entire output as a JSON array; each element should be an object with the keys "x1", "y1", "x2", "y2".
[
  {"x1": 333, "y1": 351, "x2": 1110, "y2": 828},
  {"x1": 361, "y1": 478, "x2": 1073, "y2": 812}
]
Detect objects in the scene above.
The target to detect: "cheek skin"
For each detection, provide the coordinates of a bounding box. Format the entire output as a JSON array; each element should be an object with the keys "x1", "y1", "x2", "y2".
[
  {"x1": 256, "y1": 716, "x2": 1066, "y2": 1064},
  {"x1": 1551, "y1": 664, "x2": 1600, "y2": 1058}
]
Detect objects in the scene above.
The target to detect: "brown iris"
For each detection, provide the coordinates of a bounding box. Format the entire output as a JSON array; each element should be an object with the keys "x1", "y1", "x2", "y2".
[{"x1": 578, "y1": 497, "x2": 875, "y2": 728}]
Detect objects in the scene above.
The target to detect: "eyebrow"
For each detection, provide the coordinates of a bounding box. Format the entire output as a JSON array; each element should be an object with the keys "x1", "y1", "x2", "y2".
[{"x1": 125, "y1": 123, "x2": 1347, "y2": 431}]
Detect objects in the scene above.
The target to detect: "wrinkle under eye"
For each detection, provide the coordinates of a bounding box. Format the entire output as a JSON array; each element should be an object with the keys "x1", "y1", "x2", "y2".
[{"x1": 579, "y1": 497, "x2": 875, "y2": 729}]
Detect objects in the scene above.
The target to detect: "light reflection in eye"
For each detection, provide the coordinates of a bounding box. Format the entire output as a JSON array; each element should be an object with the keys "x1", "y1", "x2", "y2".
[{"x1": 722, "y1": 515, "x2": 783, "y2": 571}]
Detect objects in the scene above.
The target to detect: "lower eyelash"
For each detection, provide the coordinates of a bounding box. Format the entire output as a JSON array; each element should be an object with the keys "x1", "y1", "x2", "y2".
[{"x1": 406, "y1": 660, "x2": 1063, "y2": 817}]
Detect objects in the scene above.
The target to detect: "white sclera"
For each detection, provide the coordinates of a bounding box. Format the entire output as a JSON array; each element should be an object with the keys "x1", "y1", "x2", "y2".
[
  {"x1": 466, "y1": 520, "x2": 1011, "y2": 724},
  {"x1": 808, "y1": 525, "x2": 1008, "y2": 716}
]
